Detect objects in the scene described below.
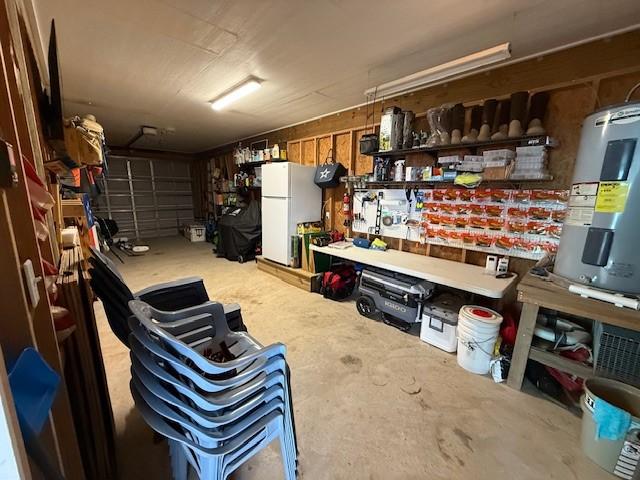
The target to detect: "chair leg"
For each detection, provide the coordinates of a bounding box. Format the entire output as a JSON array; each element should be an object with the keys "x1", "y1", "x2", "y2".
[
  {"x1": 285, "y1": 363, "x2": 299, "y2": 456},
  {"x1": 280, "y1": 432, "x2": 296, "y2": 480}
]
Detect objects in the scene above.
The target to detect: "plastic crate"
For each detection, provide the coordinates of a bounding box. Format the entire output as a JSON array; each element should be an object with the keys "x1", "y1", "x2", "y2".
[
  {"x1": 594, "y1": 322, "x2": 640, "y2": 388},
  {"x1": 184, "y1": 224, "x2": 206, "y2": 242}
]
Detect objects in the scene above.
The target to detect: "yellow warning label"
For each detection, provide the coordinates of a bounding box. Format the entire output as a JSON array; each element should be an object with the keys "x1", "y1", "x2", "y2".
[{"x1": 595, "y1": 182, "x2": 629, "y2": 213}]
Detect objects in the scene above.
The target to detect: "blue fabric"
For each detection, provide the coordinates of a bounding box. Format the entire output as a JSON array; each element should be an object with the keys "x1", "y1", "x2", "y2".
[{"x1": 594, "y1": 397, "x2": 632, "y2": 441}]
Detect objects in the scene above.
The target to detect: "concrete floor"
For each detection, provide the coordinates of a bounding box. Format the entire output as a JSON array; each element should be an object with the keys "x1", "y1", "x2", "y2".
[{"x1": 95, "y1": 236, "x2": 611, "y2": 480}]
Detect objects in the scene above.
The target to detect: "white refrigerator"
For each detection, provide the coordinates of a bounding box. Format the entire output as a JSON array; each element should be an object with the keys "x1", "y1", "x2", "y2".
[{"x1": 261, "y1": 162, "x2": 321, "y2": 265}]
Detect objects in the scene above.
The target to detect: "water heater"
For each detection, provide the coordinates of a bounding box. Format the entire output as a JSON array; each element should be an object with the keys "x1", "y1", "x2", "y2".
[{"x1": 554, "y1": 101, "x2": 640, "y2": 294}]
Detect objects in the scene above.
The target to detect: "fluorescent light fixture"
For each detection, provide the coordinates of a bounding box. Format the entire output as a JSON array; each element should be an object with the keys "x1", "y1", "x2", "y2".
[
  {"x1": 365, "y1": 42, "x2": 511, "y2": 98},
  {"x1": 210, "y1": 78, "x2": 262, "y2": 111}
]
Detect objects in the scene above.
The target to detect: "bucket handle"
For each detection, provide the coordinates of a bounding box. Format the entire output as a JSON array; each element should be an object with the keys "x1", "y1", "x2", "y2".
[{"x1": 460, "y1": 337, "x2": 495, "y2": 358}]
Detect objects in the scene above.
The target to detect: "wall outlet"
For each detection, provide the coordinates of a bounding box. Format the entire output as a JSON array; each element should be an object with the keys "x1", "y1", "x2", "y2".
[
  {"x1": 485, "y1": 255, "x2": 498, "y2": 273},
  {"x1": 22, "y1": 259, "x2": 41, "y2": 307},
  {"x1": 497, "y1": 257, "x2": 509, "y2": 274},
  {"x1": 325, "y1": 211, "x2": 330, "y2": 220}
]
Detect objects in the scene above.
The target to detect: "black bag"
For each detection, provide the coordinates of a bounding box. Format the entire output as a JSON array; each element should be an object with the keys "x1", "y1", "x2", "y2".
[
  {"x1": 359, "y1": 133, "x2": 378, "y2": 154},
  {"x1": 314, "y1": 160, "x2": 346, "y2": 188}
]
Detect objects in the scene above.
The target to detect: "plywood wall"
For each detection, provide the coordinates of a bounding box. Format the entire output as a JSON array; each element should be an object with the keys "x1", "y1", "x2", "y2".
[
  {"x1": 301, "y1": 139, "x2": 315, "y2": 166},
  {"x1": 201, "y1": 30, "x2": 640, "y2": 160},
  {"x1": 262, "y1": 70, "x2": 640, "y2": 275},
  {"x1": 201, "y1": 30, "x2": 640, "y2": 277}
]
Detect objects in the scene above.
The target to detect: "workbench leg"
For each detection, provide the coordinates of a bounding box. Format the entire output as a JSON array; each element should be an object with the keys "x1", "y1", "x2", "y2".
[{"x1": 507, "y1": 302, "x2": 539, "y2": 390}]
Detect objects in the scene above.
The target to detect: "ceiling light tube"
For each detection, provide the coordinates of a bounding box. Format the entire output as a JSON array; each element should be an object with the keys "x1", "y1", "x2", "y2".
[
  {"x1": 210, "y1": 78, "x2": 262, "y2": 111},
  {"x1": 365, "y1": 42, "x2": 511, "y2": 98}
]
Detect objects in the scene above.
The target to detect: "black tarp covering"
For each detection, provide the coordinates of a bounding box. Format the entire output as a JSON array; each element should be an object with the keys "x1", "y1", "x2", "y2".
[{"x1": 217, "y1": 200, "x2": 262, "y2": 261}]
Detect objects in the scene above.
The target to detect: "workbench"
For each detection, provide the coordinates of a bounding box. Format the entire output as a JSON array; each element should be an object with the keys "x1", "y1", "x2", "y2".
[
  {"x1": 507, "y1": 274, "x2": 640, "y2": 390},
  {"x1": 309, "y1": 243, "x2": 517, "y2": 298}
]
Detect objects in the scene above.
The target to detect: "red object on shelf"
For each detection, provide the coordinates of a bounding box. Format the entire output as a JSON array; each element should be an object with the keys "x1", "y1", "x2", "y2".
[{"x1": 41, "y1": 260, "x2": 58, "y2": 276}]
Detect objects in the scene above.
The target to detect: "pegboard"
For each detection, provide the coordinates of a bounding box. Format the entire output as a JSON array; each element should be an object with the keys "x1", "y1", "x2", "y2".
[{"x1": 352, "y1": 187, "x2": 569, "y2": 260}]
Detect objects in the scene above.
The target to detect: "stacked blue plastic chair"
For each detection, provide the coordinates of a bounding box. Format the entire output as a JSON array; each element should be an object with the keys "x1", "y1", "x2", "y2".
[{"x1": 127, "y1": 299, "x2": 298, "y2": 480}]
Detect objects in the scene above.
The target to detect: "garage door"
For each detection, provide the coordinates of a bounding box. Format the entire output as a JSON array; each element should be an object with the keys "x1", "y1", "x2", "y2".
[{"x1": 91, "y1": 155, "x2": 194, "y2": 239}]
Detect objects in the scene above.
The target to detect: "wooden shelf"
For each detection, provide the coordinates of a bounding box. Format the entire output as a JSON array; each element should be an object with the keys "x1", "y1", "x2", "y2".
[
  {"x1": 366, "y1": 135, "x2": 556, "y2": 157},
  {"x1": 349, "y1": 178, "x2": 553, "y2": 189},
  {"x1": 507, "y1": 274, "x2": 640, "y2": 390},
  {"x1": 517, "y1": 274, "x2": 640, "y2": 331},
  {"x1": 529, "y1": 345, "x2": 594, "y2": 379},
  {"x1": 237, "y1": 159, "x2": 287, "y2": 169}
]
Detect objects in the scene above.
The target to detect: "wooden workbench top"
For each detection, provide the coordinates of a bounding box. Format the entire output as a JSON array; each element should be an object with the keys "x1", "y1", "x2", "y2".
[
  {"x1": 310, "y1": 243, "x2": 517, "y2": 298},
  {"x1": 517, "y1": 274, "x2": 640, "y2": 331}
]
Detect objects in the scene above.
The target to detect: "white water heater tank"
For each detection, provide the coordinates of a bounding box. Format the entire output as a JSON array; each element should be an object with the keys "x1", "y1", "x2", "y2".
[{"x1": 554, "y1": 101, "x2": 640, "y2": 294}]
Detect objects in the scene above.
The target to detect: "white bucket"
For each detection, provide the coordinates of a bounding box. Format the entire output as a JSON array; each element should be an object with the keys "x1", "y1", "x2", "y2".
[{"x1": 456, "y1": 306, "x2": 503, "y2": 374}]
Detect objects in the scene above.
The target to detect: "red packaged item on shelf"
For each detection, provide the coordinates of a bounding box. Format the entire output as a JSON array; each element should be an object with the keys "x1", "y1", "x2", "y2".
[
  {"x1": 462, "y1": 232, "x2": 476, "y2": 245},
  {"x1": 424, "y1": 202, "x2": 439, "y2": 213},
  {"x1": 425, "y1": 227, "x2": 437, "y2": 238},
  {"x1": 508, "y1": 221, "x2": 526, "y2": 234},
  {"x1": 31, "y1": 207, "x2": 49, "y2": 241},
  {"x1": 432, "y1": 190, "x2": 446, "y2": 201},
  {"x1": 459, "y1": 190, "x2": 474, "y2": 202},
  {"x1": 529, "y1": 207, "x2": 551, "y2": 220},
  {"x1": 513, "y1": 238, "x2": 531, "y2": 251},
  {"x1": 530, "y1": 190, "x2": 556, "y2": 202},
  {"x1": 448, "y1": 231, "x2": 463, "y2": 242},
  {"x1": 495, "y1": 236, "x2": 515, "y2": 250},
  {"x1": 469, "y1": 203, "x2": 485, "y2": 215},
  {"x1": 551, "y1": 209, "x2": 567, "y2": 223},
  {"x1": 526, "y1": 221, "x2": 547, "y2": 235},
  {"x1": 490, "y1": 189, "x2": 510, "y2": 203},
  {"x1": 485, "y1": 205, "x2": 504, "y2": 217},
  {"x1": 487, "y1": 218, "x2": 505, "y2": 230},
  {"x1": 508, "y1": 207, "x2": 528, "y2": 219},
  {"x1": 554, "y1": 190, "x2": 570, "y2": 203},
  {"x1": 440, "y1": 215, "x2": 456, "y2": 227},
  {"x1": 440, "y1": 203, "x2": 457, "y2": 214},
  {"x1": 476, "y1": 234, "x2": 494, "y2": 248},
  {"x1": 513, "y1": 190, "x2": 531, "y2": 203},
  {"x1": 456, "y1": 204, "x2": 471, "y2": 215},
  {"x1": 427, "y1": 213, "x2": 441, "y2": 225},
  {"x1": 455, "y1": 217, "x2": 469, "y2": 228},
  {"x1": 444, "y1": 189, "x2": 459, "y2": 201},
  {"x1": 473, "y1": 189, "x2": 492, "y2": 202},
  {"x1": 547, "y1": 225, "x2": 562, "y2": 238},
  {"x1": 41, "y1": 259, "x2": 59, "y2": 276},
  {"x1": 437, "y1": 229, "x2": 450, "y2": 241},
  {"x1": 469, "y1": 216, "x2": 487, "y2": 229}
]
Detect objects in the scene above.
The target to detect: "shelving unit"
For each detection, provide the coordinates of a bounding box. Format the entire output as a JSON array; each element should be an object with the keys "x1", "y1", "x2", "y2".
[
  {"x1": 508, "y1": 274, "x2": 640, "y2": 390},
  {"x1": 365, "y1": 135, "x2": 556, "y2": 158},
  {"x1": 236, "y1": 158, "x2": 287, "y2": 169},
  {"x1": 346, "y1": 178, "x2": 554, "y2": 189}
]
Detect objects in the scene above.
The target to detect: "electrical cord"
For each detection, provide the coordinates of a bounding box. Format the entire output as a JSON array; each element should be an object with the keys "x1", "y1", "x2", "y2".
[{"x1": 625, "y1": 81, "x2": 640, "y2": 102}]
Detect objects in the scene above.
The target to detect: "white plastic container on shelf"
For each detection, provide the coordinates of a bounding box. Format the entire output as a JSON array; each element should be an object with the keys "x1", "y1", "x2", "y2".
[
  {"x1": 456, "y1": 306, "x2": 503, "y2": 374},
  {"x1": 184, "y1": 224, "x2": 205, "y2": 242},
  {"x1": 483, "y1": 149, "x2": 515, "y2": 159},
  {"x1": 515, "y1": 157, "x2": 547, "y2": 168},
  {"x1": 420, "y1": 294, "x2": 465, "y2": 353},
  {"x1": 516, "y1": 145, "x2": 547, "y2": 156}
]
